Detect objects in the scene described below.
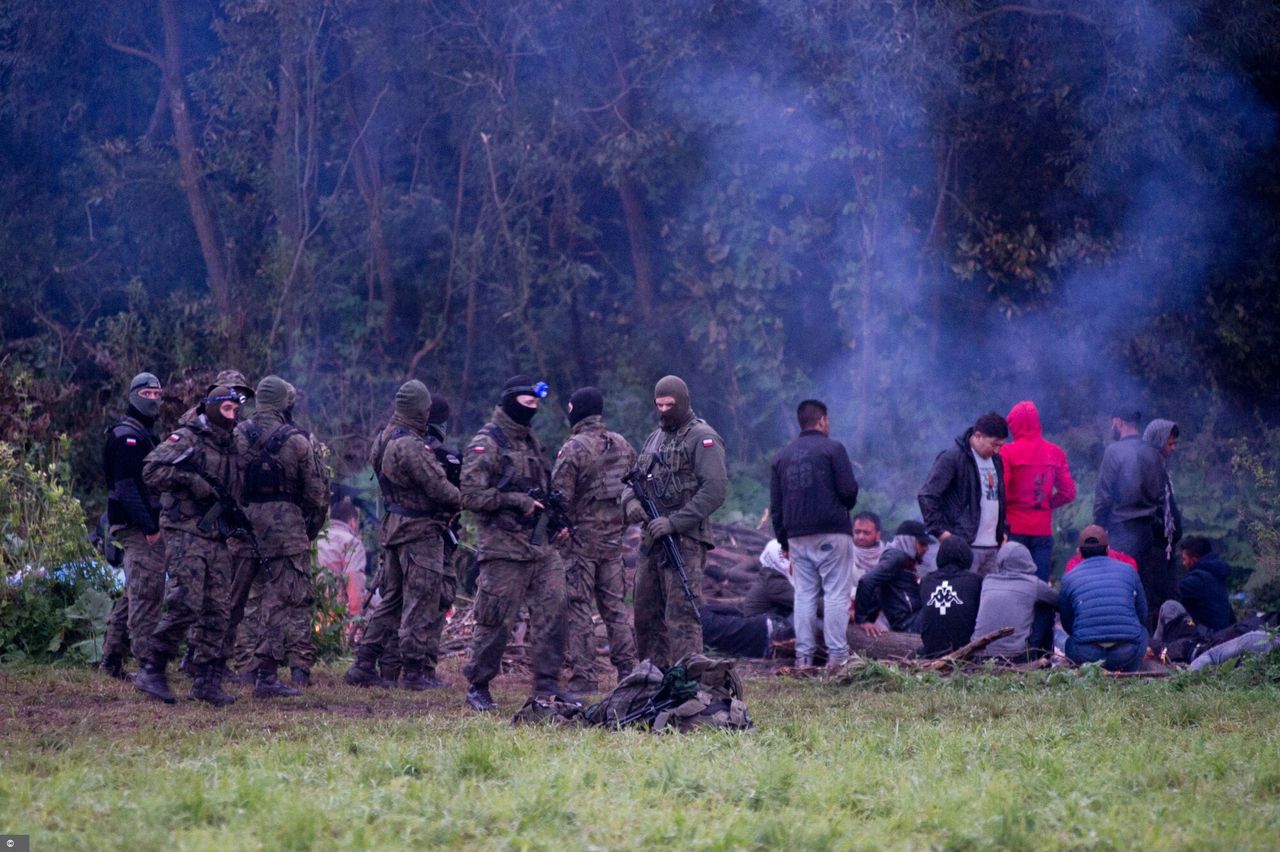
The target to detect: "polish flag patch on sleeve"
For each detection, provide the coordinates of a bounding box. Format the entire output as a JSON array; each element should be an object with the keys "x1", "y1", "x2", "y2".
[
  {"x1": 168, "y1": 434, "x2": 181, "y2": 442},
  {"x1": 702, "y1": 438, "x2": 715, "y2": 447},
  {"x1": 471, "y1": 445, "x2": 486, "y2": 454},
  {"x1": 125, "y1": 438, "x2": 137, "y2": 446}
]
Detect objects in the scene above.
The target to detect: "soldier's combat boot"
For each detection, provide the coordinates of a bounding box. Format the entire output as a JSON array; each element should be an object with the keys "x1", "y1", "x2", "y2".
[
  {"x1": 379, "y1": 663, "x2": 401, "y2": 685},
  {"x1": 254, "y1": 666, "x2": 302, "y2": 699},
  {"x1": 344, "y1": 646, "x2": 391, "y2": 688},
  {"x1": 134, "y1": 657, "x2": 176, "y2": 704},
  {"x1": 465, "y1": 683, "x2": 497, "y2": 712},
  {"x1": 190, "y1": 663, "x2": 238, "y2": 707},
  {"x1": 98, "y1": 653, "x2": 128, "y2": 681},
  {"x1": 401, "y1": 661, "x2": 450, "y2": 691},
  {"x1": 235, "y1": 668, "x2": 258, "y2": 686},
  {"x1": 290, "y1": 666, "x2": 311, "y2": 688}
]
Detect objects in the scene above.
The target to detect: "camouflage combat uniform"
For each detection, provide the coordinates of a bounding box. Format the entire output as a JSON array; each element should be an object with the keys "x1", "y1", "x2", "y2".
[
  {"x1": 552, "y1": 414, "x2": 639, "y2": 691},
  {"x1": 353, "y1": 406, "x2": 460, "y2": 686},
  {"x1": 226, "y1": 392, "x2": 329, "y2": 684},
  {"x1": 101, "y1": 410, "x2": 166, "y2": 666},
  {"x1": 462, "y1": 407, "x2": 568, "y2": 696},
  {"x1": 142, "y1": 414, "x2": 241, "y2": 671},
  {"x1": 625, "y1": 412, "x2": 727, "y2": 668}
]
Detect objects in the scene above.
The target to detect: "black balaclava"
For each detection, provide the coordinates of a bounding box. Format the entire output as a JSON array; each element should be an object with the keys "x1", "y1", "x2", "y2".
[
  {"x1": 128, "y1": 372, "x2": 162, "y2": 422},
  {"x1": 567, "y1": 386, "x2": 603, "y2": 427},
  {"x1": 427, "y1": 394, "x2": 451, "y2": 443},
  {"x1": 501, "y1": 375, "x2": 539, "y2": 427},
  {"x1": 203, "y1": 385, "x2": 240, "y2": 431},
  {"x1": 654, "y1": 375, "x2": 691, "y2": 432}
]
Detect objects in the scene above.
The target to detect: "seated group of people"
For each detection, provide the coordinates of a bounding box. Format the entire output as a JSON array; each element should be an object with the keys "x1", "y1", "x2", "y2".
[{"x1": 703, "y1": 516, "x2": 1251, "y2": 674}]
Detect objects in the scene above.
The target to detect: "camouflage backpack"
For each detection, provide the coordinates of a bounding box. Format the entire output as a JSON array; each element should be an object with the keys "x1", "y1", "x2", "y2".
[{"x1": 587, "y1": 655, "x2": 753, "y2": 732}]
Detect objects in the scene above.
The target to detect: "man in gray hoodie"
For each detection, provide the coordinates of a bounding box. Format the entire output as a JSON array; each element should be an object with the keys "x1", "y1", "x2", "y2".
[{"x1": 972, "y1": 541, "x2": 1059, "y2": 661}]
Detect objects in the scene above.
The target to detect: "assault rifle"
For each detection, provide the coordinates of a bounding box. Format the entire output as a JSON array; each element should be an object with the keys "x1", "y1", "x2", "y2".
[
  {"x1": 622, "y1": 468, "x2": 700, "y2": 619},
  {"x1": 181, "y1": 460, "x2": 273, "y2": 581},
  {"x1": 527, "y1": 487, "x2": 577, "y2": 546}
]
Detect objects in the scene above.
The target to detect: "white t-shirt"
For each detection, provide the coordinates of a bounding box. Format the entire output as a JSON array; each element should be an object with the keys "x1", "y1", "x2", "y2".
[{"x1": 972, "y1": 449, "x2": 1000, "y2": 547}]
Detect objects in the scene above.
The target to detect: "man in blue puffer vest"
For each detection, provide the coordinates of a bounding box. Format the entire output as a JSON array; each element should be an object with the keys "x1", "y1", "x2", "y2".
[{"x1": 1059, "y1": 525, "x2": 1149, "y2": 672}]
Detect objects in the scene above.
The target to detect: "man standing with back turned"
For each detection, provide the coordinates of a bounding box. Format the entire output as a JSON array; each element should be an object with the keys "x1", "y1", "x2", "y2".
[
  {"x1": 622, "y1": 375, "x2": 727, "y2": 669},
  {"x1": 770, "y1": 400, "x2": 859, "y2": 668}
]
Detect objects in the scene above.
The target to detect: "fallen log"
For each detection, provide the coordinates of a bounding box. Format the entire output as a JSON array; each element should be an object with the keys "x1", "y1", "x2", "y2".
[{"x1": 918, "y1": 626, "x2": 1015, "y2": 670}]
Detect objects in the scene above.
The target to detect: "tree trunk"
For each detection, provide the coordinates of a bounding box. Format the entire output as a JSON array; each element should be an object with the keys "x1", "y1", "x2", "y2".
[{"x1": 158, "y1": 0, "x2": 235, "y2": 324}]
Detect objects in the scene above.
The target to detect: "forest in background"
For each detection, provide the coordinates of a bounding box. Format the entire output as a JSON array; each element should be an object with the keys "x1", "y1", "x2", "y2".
[{"x1": 3, "y1": 0, "x2": 1280, "y2": 602}]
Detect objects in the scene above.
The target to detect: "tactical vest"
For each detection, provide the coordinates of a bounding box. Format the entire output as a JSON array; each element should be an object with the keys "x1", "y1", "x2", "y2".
[
  {"x1": 568, "y1": 429, "x2": 631, "y2": 508},
  {"x1": 637, "y1": 418, "x2": 707, "y2": 513},
  {"x1": 478, "y1": 423, "x2": 546, "y2": 493},
  {"x1": 241, "y1": 422, "x2": 306, "y2": 504},
  {"x1": 374, "y1": 425, "x2": 447, "y2": 520},
  {"x1": 104, "y1": 416, "x2": 160, "y2": 519}
]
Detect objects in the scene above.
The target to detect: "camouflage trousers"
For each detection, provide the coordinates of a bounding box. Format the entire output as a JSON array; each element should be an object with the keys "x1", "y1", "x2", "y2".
[
  {"x1": 359, "y1": 533, "x2": 453, "y2": 672},
  {"x1": 102, "y1": 528, "x2": 167, "y2": 661},
  {"x1": 149, "y1": 530, "x2": 233, "y2": 666},
  {"x1": 464, "y1": 553, "x2": 567, "y2": 693},
  {"x1": 564, "y1": 546, "x2": 637, "y2": 690},
  {"x1": 230, "y1": 554, "x2": 315, "y2": 672},
  {"x1": 634, "y1": 535, "x2": 706, "y2": 669}
]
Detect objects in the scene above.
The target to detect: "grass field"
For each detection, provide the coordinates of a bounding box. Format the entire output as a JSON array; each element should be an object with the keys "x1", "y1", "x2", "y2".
[{"x1": 3, "y1": 657, "x2": 1280, "y2": 850}]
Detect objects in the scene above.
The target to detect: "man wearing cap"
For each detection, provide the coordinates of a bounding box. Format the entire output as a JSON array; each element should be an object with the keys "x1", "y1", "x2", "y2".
[
  {"x1": 1093, "y1": 409, "x2": 1166, "y2": 623},
  {"x1": 918, "y1": 412, "x2": 1009, "y2": 575},
  {"x1": 769, "y1": 399, "x2": 860, "y2": 669},
  {"x1": 223, "y1": 376, "x2": 329, "y2": 697},
  {"x1": 552, "y1": 387, "x2": 639, "y2": 694},
  {"x1": 99, "y1": 372, "x2": 167, "y2": 679},
  {"x1": 853, "y1": 520, "x2": 933, "y2": 636},
  {"x1": 1058, "y1": 525, "x2": 1149, "y2": 672},
  {"x1": 622, "y1": 375, "x2": 728, "y2": 668},
  {"x1": 461, "y1": 376, "x2": 568, "y2": 711},
  {"x1": 345, "y1": 380, "x2": 461, "y2": 691},
  {"x1": 135, "y1": 385, "x2": 244, "y2": 706}
]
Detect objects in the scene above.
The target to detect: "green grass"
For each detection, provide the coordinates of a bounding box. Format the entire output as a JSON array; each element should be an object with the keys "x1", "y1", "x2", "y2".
[{"x1": 2, "y1": 662, "x2": 1279, "y2": 850}]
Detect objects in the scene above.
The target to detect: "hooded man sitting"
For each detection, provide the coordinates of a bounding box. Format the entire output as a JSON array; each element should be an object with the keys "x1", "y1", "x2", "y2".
[
  {"x1": 919, "y1": 537, "x2": 983, "y2": 658},
  {"x1": 972, "y1": 540, "x2": 1060, "y2": 662}
]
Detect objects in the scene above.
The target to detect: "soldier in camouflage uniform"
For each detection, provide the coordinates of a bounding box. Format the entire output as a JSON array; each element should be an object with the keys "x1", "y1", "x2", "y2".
[
  {"x1": 345, "y1": 380, "x2": 461, "y2": 690},
  {"x1": 223, "y1": 376, "x2": 329, "y2": 698},
  {"x1": 552, "y1": 387, "x2": 639, "y2": 694},
  {"x1": 622, "y1": 375, "x2": 728, "y2": 669},
  {"x1": 461, "y1": 376, "x2": 569, "y2": 712},
  {"x1": 99, "y1": 372, "x2": 167, "y2": 679},
  {"x1": 135, "y1": 386, "x2": 244, "y2": 706}
]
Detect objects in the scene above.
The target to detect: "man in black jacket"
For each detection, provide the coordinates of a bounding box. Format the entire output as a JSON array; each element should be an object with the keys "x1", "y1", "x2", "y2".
[
  {"x1": 919, "y1": 537, "x2": 982, "y2": 657},
  {"x1": 1177, "y1": 537, "x2": 1236, "y2": 631},
  {"x1": 854, "y1": 520, "x2": 933, "y2": 635},
  {"x1": 100, "y1": 372, "x2": 166, "y2": 679},
  {"x1": 918, "y1": 412, "x2": 1008, "y2": 575},
  {"x1": 770, "y1": 400, "x2": 859, "y2": 667}
]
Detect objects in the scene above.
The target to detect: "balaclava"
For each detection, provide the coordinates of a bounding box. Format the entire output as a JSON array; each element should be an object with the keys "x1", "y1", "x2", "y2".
[
  {"x1": 567, "y1": 387, "x2": 603, "y2": 427},
  {"x1": 203, "y1": 385, "x2": 240, "y2": 431},
  {"x1": 654, "y1": 375, "x2": 691, "y2": 432},
  {"x1": 394, "y1": 380, "x2": 433, "y2": 431},
  {"x1": 283, "y1": 381, "x2": 297, "y2": 421},
  {"x1": 128, "y1": 372, "x2": 162, "y2": 422},
  {"x1": 501, "y1": 375, "x2": 539, "y2": 427},
  {"x1": 254, "y1": 375, "x2": 290, "y2": 416},
  {"x1": 427, "y1": 394, "x2": 451, "y2": 443}
]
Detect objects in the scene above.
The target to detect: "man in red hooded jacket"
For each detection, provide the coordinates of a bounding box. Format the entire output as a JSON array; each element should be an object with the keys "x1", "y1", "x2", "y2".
[{"x1": 1001, "y1": 401, "x2": 1076, "y2": 581}]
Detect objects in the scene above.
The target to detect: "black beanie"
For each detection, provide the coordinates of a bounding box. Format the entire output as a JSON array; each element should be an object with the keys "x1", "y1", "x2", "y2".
[
  {"x1": 567, "y1": 387, "x2": 603, "y2": 427},
  {"x1": 500, "y1": 375, "x2": 539, "y2": 426},
  {"x1": 937, "y1": 536, "x2": 973, "y2": 572},
  {"x1": 428, "y1": 394, "x2": 451, "y2": 426}
]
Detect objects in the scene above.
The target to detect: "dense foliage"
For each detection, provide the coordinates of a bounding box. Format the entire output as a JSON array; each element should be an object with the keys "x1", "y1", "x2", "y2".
[{"x1": 2, "y1": 1, "x2": 1278, "y2": 582}]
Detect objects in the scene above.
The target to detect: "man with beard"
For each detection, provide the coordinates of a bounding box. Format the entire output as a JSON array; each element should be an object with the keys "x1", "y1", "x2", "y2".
[
  {"x1": 461, "y1": 377, "x2": 568, "y2": 711},
  {"x1": 1093, "y1": 408, "x2": 1165, "y2": 625},
  {"x1": 99, "y1": 372, "x2": 166, "y2": 679},
  {"x1": 622, "y1": 375, "x2": 728, "y2": 668},
  {"x1": 851, "y1": 511, "x2": 886, "y2": 598},
  {"x1": 135, "y1": 386, "x2": 243, "y2": 706},
  {"x1": 552, "y1": 386, "x2": 639, "y2": 695},
  {"x1": 345, "y1": 380, "x2": 461, "y2": 690}
]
